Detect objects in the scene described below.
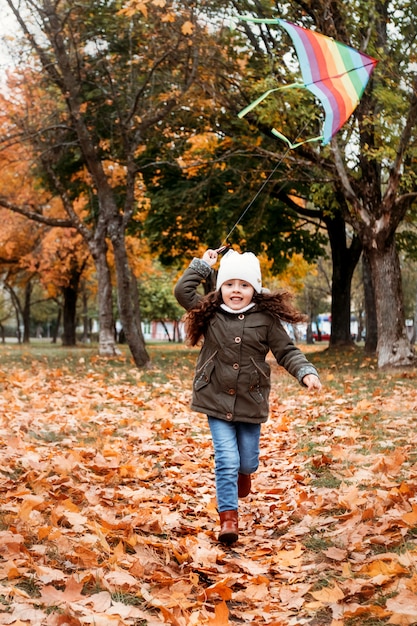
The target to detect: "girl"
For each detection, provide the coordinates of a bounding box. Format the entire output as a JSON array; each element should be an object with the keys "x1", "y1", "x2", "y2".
[{"x1": 174, "y1": 248, "x2": 322, "y2": 544}]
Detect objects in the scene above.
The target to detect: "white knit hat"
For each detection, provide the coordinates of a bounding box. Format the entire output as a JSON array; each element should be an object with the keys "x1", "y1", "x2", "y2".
[{"x1": 216, "y1": 250, "x2": 262, "y2": 293}]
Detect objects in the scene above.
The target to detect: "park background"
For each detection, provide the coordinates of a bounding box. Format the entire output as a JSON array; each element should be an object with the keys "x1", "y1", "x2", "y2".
[
  {"x1": 1, "y1": 0, "x2": 417, "y2": 624},
  {"x1": 0, "y1": 0, "x2": 416, "y2": 368}
]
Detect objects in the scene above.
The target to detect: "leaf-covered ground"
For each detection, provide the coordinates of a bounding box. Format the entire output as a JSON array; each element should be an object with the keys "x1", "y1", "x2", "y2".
[{"x1": 1, "y1": 343, "x2": 417, "y2": 626}]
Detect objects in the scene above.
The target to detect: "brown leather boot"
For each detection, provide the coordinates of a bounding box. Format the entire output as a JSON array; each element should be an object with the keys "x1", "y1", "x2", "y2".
[
  {"x1": 238, "y1": 473, "x2": 251, "y2": 498},
  {"x1": 218, "y1": 510, "x2": 238, "y2": 544}
]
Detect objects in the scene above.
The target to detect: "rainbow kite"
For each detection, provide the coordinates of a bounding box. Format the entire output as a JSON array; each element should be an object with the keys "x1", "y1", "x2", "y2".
[{"x1": 238, "y1": 18, "x2": 378, "y2": 148}]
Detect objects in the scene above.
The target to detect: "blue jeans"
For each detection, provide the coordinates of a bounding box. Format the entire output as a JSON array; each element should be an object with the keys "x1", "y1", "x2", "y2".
[{"x1": 208, "y1": 416, "x2": 261, "y2": 512}]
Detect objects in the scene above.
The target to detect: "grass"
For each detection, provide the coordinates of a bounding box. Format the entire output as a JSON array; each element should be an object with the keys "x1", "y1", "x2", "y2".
[
  {"x1": 15, "y1": 576, "x2": 41, "y2": 598},
  {"x1": 0, "y1": 340, "x2": 199, "y2": 389},
  {"x1": 309, "y1": 469, "x2": 343, "y2": 489},
  {"x1": 0, "y1": 338, "x2": 384, "y2": 374}
]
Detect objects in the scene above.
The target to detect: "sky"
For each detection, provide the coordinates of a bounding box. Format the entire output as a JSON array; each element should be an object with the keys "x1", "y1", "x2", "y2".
[{"x1": 0, "y1": 5, "x2": 19, "y2": 74}]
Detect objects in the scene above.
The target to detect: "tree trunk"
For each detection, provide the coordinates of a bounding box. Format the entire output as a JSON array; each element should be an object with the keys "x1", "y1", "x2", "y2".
[
  {"x1": 160, "y1": 320, "x2": 173, "y2": 341},
  {"x1": 5, "y1": 283, "x2": 22, "y2": 343},
  {"x1": 89, "y1": 235, "x2": 120, "y2": 357},
  {"x1": 81, "y1": 283, "x2": 90, "y2": 343},
  {"x1": 61, "y1": 276, "x2": 79, "y2": 346},
  {"x1": 22, "y1": 281, "x2": 32, "y2": 343},
  {"x1": 362, "y1": 251, "x2": 378, "y2": 355},
  {"x1": 52, "y1": 307, "x2": 61, "y2": 344},
  {"x1": 413, "y1": 282, "x2": 417, "y2": 344},
  {"x1": 62, "y1": 286, "x2": 77, "y2": 345},
  {"x1": 108, "y1": 221, "x2": 150, "y2": 367},
  {"x1": 367, "y1": 237, "x2": 415, "y2": 368},
  {"x1": 325, "y1": 212, "x2": 362, "y2": 347}
]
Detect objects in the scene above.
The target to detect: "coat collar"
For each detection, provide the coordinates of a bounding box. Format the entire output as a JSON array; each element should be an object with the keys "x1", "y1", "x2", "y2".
[{"x1": 220, "y1": 302, "x2": 256, "y2": 315}]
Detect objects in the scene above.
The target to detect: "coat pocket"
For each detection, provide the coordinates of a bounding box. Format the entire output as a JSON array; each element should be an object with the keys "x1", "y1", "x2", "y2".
[
  {"x1": 194, "y1": 352, "x2": 217, "y2": 391},
  {"x1": 249, "y1": 358, "x2": 270, "y2": 403}
]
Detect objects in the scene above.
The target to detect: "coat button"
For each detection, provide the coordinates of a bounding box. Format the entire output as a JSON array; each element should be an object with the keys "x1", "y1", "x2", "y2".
[
  {"x1": 226, "y1": 412, "x2": 233, "y2": 420},
  {"x1": 238, "y1": 314, "x2": 245, "y2": 320},
  {"x1": 228, "y1": 388, "x2": 236, "y2": 395},
  {"x1": 234, "y1": 336, "x2": 241, "y2": 343},
  {"x1": 233, "y1": 363, "x2": 239, "y2": 370}
]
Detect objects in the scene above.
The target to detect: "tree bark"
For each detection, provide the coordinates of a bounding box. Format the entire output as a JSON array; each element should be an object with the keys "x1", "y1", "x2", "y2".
[
  {"x1": 52, "y1": 307, "x2": 61, "y2": 344},
  {"x1": 108, "y1": 220, "x2": 150, "y2": 366},
  {"x1": 62, "y1": 284, "x2": 77, "y2": 346},
  {"x1": 367, "y1": 237, "x2": 415, "y2": 368},
  {"x1": 362, "y1": 251, "x2": 378, "y2": 355},
  {"x1": 81, "y1": 283, "x2": 89, "y2": 343},
  {"x1": 5, "y1": 283, "x2": 22, "y2": 343},
  {"x1": 61, "y1": 266, "x2": 84, "y2": 346},
  {"x1": 89, "y1": 235, "x2": 120, "y2": 357},
  {"x1": 22, "y1": 280, "x2": 32, "y2": 343},
  {"x1": 413, "y1": 283, "x2": 417, "y2": 345},
  {"x1": 324, "y1": 212, "x2": 362, "y2": 347}
]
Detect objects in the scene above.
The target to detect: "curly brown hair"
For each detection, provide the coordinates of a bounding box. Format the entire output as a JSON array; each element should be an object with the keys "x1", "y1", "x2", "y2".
[{"x1": 183, "y1": 289, "x2": 307, "y2": 346}]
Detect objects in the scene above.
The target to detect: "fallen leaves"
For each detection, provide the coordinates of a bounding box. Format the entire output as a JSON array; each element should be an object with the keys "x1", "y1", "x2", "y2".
[{"x1": 1, "y1": 345, "x2": 417, "y2": 625}]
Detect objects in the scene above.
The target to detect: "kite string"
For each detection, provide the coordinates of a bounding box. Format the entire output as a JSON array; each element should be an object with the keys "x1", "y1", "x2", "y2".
[
  {"x1": 221, "y1": 111, "x2": 323, "y2": 246},
  {"x1": 221, "y1": 153, "x2": 287, "y2": 246}
]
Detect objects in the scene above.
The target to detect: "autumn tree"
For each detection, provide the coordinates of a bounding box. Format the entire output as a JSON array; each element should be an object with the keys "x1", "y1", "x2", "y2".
[
  {"x1": 0, "y1": 109, "x2": 92, "y2": 345},
  {"x1": 2, "y1": 0, "x2": 223, "y2": 367},
  {"x1": 0, "y1": 206, "x2": 44, "y2": 342},
  {"x1": 0, "y1": 205, "x2": 92, "y2": 345},
  {"x1": 144, "y1": 0, "x2": 417, "y2": 365},
  {"x1": 139, "y1": 7, "x2": 361, "y2": 349},
  {"x1": 228, "y1": 0, "x2": 417, "y2": 367},
  {"x1": 33, "y1": 227, "x2": 91, "y2": 346}
]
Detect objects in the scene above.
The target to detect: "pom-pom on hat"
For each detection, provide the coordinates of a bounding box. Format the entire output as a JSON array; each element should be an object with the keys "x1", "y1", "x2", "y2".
[{"x1": 216, "y1": 250, "x2": 262, "y2": 293}]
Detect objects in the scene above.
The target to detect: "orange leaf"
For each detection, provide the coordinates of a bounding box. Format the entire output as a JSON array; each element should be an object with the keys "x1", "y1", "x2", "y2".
[
  {"x1": 5, "y1": 562, "x2": 20, "y2": 579},
  {"x1": 341, "y1": 603, "x2": 390, "y2": 618},
  {"x1": 159, "y1": 606, "x2": 182, "y2": 626},
  {"x1": 323, "y1": 546, "x2": 348, "y2": 561},
  {"x1": 19, "y1": 495, "x2": 44, "y2": 521},
  {"x1": 386, "y1": 589, "x2": 417, "y2": 620},
  {"x1": 198, "y1": 578, "x2": 233, "y2": 601},
  {"x1": 37, "y1": 526, "x2": 52, "y2": 541},
  {"x1": 310, "y1": 583, "x2": 345, "y2": 603},
  {"x1": 40, "y1": 576, "x2": 84, "y2": 606},
  {"x1": 273, "y1": 543, "x2": 304, "y2": 567},
  {"x1": 104, "y1": 570, "x2": 138, "y2": 588},
  {"x1": 206, "y1": 600, "x2": 229, "y2": 625},
  {"x1": 181, "y1": 20, "x2": 194, "y2": 35},
  {"x1": 402, "y1": 503, "x2": 417, "y2": 526},
  {"x1": 358, "y1": 559, "x2": 408, "y2": 578}
]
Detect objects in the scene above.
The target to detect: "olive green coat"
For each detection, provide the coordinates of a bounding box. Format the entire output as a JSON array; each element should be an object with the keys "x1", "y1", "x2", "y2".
[{"x1": 174, "y1": 258, "x2": 319, "y2": 424}]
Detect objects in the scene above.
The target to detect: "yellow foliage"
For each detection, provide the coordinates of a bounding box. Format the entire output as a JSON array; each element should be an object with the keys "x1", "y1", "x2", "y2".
[
  {"x1": 177, "y1": 132, "x2": 220, "y2": 178},
  {"x1": 118, "y1": 0, "x2": 149, "y2": 18},
  {"x1": 125, "y1": 235, "x2": 159, "y2": 278},
  {"x1": 102, "y1": 160, "x2": 127, "y2": 186},
  {"x1": 287, "y1": 194, "x2": 307, "y2": 209},
  {"x1": 274, "y1": 254, "x2": 317, "y2": 293},
  {"x1": 161, "y1": 11, "x2": 175, "y2": 23},
  {"x1": 181, "y1": 20, "x2": 194, "y2": 35}
]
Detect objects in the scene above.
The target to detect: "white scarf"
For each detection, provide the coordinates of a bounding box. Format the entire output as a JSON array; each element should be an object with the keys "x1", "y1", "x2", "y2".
[{"x1": 220, "y1": 302, "x2": 256, "y2": 314}]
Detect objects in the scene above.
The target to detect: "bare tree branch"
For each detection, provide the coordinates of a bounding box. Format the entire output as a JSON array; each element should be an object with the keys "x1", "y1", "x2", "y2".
[{"x1": 0, "y1": 196, "x2": 73, "y2": 227}]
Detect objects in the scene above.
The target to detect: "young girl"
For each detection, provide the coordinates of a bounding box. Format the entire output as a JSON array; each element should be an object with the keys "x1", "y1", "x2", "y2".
[{"x1": 174, "y1": 248, "x2": 322, "y2": 544}]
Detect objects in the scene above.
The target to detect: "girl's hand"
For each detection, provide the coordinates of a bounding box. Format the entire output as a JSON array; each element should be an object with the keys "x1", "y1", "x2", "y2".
[
  {"x1": 302, "y1": 374, "x2": 322, "y2": 391},
  {"x1": 202, "y1": 249, "x2": 220, "y2": 267}
]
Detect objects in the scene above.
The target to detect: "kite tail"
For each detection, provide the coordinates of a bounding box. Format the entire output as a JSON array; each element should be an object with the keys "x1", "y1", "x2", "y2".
[
  {"x1": 238, "y1": 82, "x2": 323, "y2": 148},
  {"x1": 271, "y1": 128, "x2": 324, "y2": 149},
  {"x1": 238, "y1": 82, "x2": 304, "y2": 119}
]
